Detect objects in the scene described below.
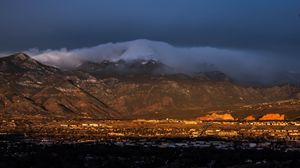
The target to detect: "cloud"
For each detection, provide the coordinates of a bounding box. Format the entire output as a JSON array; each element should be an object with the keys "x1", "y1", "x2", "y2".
[{"x1": 1, "y1": 39, "x2": 298, "y2": 85}]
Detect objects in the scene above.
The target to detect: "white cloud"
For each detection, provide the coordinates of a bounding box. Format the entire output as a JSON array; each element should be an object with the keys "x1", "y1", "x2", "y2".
[{"x1": 1, "y1": 39, "x2": 296, "y2": 84}]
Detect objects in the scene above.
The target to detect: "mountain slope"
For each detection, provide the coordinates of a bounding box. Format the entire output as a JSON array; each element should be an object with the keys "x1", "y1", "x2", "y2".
[
  {"x1": 1, "y1": 53, "x2": 300, "y2": 120},
  {"x1": 0, "y1": 53, "x2": 59, "y2": 74},
  {"x1": 0, "y1": 53, "x2": 119, "y2": 119},
  {"x1": 76, "y1": 59, "x2": 174, "y2": 78},
  {"x1": 76, "y1": 75, "x2": 300, "y2": 119}
]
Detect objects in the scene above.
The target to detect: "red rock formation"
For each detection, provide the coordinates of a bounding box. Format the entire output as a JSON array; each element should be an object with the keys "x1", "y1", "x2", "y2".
[
  {"x1": 197, "y1": 113, "x2": 235, "y2": 121},
  {"x1": 259, "y1": 113, "x2": 285, "y2": 121},
  {"x1": 244, "y1": 115, "x2": 256, "y2": 121}
]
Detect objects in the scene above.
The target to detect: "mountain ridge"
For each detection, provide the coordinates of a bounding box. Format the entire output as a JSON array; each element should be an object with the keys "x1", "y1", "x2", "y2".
[
  {"x1": 0, "y1": 53, "x2": 59, "y2": 74},
  {"x1": 1, "y1": 53, "x2": 300, "y2": 120}
]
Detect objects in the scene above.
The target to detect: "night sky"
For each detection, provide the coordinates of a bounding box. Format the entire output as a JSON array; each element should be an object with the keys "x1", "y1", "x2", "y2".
[{"x1": 1, "y1": 0, "x2": 299, "y2": 54}]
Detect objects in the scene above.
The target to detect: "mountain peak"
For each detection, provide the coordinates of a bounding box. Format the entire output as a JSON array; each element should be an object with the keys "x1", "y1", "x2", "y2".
[
  {"x1": 11, "y1": 53, "x2": 30, "y2": 61},
  {"x1": 0, "y1": 53, "x2": 59, "y2": 74}
]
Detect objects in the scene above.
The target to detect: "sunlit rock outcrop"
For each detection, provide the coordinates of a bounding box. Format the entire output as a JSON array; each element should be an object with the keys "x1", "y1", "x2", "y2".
[
  {"x1": 259, "y1": 113, "x2": 285, "y2": 121},
  {"x1": 244, "y1": 115, "x2": 256, "y2": 121},
  {"x1": 197, "y1": 113, "x2": 235, "y2": 121}
]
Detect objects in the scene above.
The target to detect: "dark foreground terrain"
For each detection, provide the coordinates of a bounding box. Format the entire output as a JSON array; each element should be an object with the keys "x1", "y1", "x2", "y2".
[
  {"x1": 0, "y1": 119, "x2": 299, "y2": 167},
  {"x1": 0, "y1": 135, "x2": 300, "y2": 168}
]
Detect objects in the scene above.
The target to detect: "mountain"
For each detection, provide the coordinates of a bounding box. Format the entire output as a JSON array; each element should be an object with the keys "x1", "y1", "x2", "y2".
[
  {"x1": 1, "y1": 53, "x2": 300, "y2": 120},
  {"x1": 76, "y1": 59, "x2": 173, "y2": 78},
  {"x1": 236, "y1": 70, "x2": 300, "y2": 87},
  {"x1": 0, "y1": 53, "x2": 119, "y2": 119},
  {"x1": 0, "y1": 53, "x2": 59, "y2": 74},
  {"x1": 76, "y1": 59, "x2": 231, "y2": 82},
  {"x1": 270, "y1": 71, "x2": 300, "y2": 86}
]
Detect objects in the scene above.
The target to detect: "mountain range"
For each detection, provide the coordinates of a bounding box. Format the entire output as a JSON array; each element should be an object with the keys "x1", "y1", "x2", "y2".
[{"x1": 0, "y1": 53, "x2": 300, "y2": 120}]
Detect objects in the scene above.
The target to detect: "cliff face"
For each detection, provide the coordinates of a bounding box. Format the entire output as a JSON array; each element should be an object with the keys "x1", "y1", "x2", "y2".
[
  {"x1": 259, "y1": 114, "x2": 285, "y2": 121},
  {"x1": 197, "y1": 113, "x2": 235, "y2": 121}
]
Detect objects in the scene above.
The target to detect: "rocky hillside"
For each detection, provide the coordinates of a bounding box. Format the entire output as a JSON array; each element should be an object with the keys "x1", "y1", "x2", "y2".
[
  {"x1": 0, "y1": 53, "x2": 119, "y2": 119},
  {"x1": 1, "y1": 53, "x2": 300, "y2": 120}
]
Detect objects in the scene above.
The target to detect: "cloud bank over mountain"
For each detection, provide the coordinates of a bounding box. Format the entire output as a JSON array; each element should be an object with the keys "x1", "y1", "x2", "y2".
[{"x1": 1, "y1": 39, "x2": 299, "y2": 85}]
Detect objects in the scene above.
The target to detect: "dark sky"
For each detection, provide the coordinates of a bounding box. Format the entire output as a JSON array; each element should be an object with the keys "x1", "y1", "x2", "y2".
[{"x1": 1, "y1": 0, "x2": 300, "y2": 56}]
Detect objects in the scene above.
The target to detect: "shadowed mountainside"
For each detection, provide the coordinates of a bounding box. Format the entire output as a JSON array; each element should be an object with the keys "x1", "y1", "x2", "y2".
[{"x1": 1, "y1": 53, "x2": 300, "y2": 120}]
